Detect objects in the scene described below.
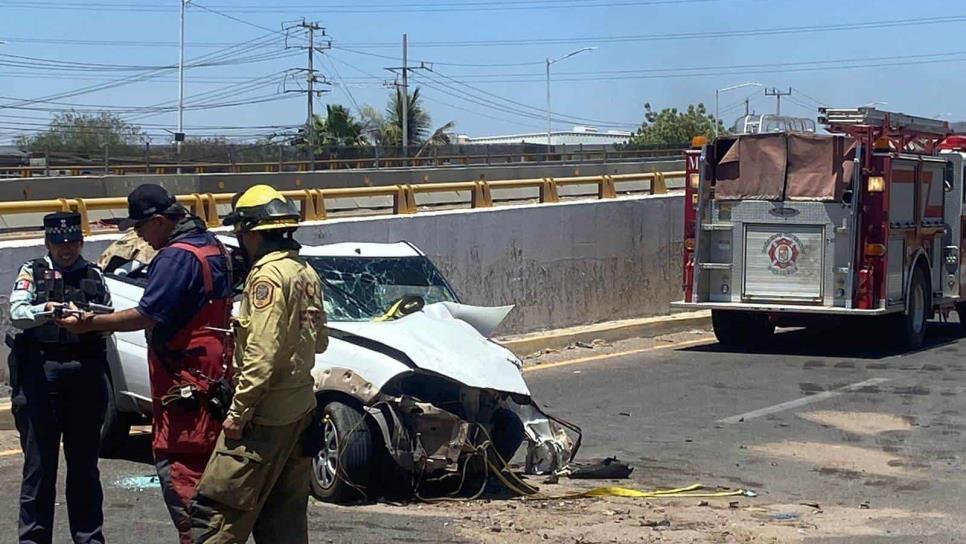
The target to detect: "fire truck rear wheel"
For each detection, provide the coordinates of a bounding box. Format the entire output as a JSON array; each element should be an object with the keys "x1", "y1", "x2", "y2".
[
  {"x1": 711, "y1": 310, "x2": 775, "y2": 348},
  {"x1": 957, "y1": 302, "x2": 966, "y2": 334},
  {"x1": 892, "y1": 267, "x2": 928, "y2": 351}
]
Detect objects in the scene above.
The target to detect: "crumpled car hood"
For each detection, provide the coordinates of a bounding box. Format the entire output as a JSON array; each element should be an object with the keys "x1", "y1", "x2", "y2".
[{"x1": 330, "y1": 302, "x2": 529, "y2": 396}]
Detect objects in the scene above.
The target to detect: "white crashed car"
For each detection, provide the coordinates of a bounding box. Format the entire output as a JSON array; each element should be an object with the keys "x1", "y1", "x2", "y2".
[{"x1": 100, "y1": 238, "x2": 580, "y2": 502}]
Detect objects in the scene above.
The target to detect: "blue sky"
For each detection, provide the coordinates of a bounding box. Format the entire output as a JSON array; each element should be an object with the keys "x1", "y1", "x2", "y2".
[{"x1": 0, "y1": 0, "x2": 964, "y2": 144}]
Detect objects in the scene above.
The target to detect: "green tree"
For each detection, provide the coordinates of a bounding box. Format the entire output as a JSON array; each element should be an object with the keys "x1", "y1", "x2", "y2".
[
  {"x1": 630, "y1": 103, "x2": 724, "y2": 146},
  {"x1": 383, "y1": 87, "x2": 431, "y2": 147},
  {"x1": 16, "y1": 111, "x2": 147, "y2": 155},
  {"x1": 312, "y1": 104, "x2": 366, "y2": 150}
]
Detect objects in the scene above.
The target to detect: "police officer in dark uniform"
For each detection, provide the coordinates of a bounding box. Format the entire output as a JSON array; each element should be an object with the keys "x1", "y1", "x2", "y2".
[{"x1": 6, "y1": 211, "x2": 111, "y2": 544}]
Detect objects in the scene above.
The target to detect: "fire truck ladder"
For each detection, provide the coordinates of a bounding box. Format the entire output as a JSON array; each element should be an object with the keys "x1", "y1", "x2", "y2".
[
  {"x1": 819, "y1": 107, "x2": 950, "y2": 153},
  {"x1": 818, "y1": 107, "x2": 949, "y2": 135}
]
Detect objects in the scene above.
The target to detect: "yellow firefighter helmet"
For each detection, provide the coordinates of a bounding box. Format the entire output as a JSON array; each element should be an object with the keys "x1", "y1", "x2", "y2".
[{"x1": 223, "y1": 185, "x2": 300, "y2": 232}]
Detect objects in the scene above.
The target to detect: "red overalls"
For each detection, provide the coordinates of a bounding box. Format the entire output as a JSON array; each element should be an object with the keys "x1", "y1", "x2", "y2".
[{"x1": 148, "y1": 241, "x2": 233, "y2": 544}]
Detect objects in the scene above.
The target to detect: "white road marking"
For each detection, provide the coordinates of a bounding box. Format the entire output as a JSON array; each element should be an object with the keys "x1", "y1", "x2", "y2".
[{"x1": 717, "y1": 377, "x2": 890, "y2": 424}]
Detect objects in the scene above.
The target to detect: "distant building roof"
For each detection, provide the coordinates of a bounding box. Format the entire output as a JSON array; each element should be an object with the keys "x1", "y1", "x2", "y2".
[{"x1": 457, "y1": 127, "x2": 631, "y2": 146}]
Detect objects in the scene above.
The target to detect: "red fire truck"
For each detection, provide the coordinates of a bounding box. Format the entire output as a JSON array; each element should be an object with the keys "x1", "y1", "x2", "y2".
[{"x1": 674, "y1": 107, "x2": 966, "y2": 350}]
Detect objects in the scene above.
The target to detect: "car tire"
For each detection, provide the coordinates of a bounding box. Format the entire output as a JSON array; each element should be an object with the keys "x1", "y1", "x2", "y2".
[
  {"x1": 892, "y1": 267, "x2": 929, "y2": 351},
  {"x1": 99, "y1": 373, "x2": 131, "y2": 458},
  {"x1": 310, "y1": 401, "x2": 374, "y2": 503},
  {"x1": 711, "y1": 310, "x2": 775, "y2": 348}
]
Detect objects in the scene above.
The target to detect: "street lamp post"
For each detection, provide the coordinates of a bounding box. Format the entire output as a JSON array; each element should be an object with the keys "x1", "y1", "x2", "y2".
[
  {"x1": 715, "y1": 82, "x2": 762, "y2": 138},
  {"x1": 546, "y1": 47, "x2": 596, "y2": 147}
]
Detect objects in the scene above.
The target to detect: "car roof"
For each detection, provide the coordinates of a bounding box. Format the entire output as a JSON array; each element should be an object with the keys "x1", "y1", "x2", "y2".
[
  {"x1": 215, "y1": 235, "x2": 423, "y2": 258},
  {"x1": 300, "y1": 242, "x2": 423, "y2": 258}
]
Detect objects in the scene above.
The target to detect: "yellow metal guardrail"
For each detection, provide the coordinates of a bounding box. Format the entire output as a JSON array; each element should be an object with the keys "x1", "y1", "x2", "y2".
[{"x1": 0, "y1": 171, "x2": 683, "y2": 236}]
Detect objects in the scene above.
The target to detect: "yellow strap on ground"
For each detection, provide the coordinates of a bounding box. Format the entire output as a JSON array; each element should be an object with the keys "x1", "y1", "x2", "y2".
[
  {"x1": 475, "y1": 426, "x2": 753, "y2": 502},
  {"x1": 569, "y1": 485, "x2": 748, "y2": 499}
]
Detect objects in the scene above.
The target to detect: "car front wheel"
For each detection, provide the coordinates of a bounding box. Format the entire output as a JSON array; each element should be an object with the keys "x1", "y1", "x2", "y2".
[{"x1": 310, "y1": 401, "x2": 374, "y2": 503}]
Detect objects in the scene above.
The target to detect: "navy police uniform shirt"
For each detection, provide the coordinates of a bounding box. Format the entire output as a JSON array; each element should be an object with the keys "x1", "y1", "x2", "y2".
[{"x1": 137, "y1": 231, "x2": 231, "y2": 343}]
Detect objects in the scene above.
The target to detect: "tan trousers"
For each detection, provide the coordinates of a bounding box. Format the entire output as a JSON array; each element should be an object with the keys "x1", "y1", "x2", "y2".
[{"x1": 189, "y1": 414, "x2": 313, "y2": 544}]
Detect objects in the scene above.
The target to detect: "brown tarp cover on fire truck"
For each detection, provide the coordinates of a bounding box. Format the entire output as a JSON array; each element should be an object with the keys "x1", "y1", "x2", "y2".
[
  {"x1": 716, "y1": 133, "x2": 786, "y2": 200},
  {"x1": 715, "y1": 133, "x2": 855, "y2": 201}
]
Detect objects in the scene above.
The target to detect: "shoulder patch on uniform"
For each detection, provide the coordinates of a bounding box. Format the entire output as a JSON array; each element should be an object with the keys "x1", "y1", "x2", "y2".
[
  {"x1": 14, "y1": 279, "x2": 31, "y2": 291},
  {"x1": 251, "y1": 281, "x2": 275, "y2": 310}
]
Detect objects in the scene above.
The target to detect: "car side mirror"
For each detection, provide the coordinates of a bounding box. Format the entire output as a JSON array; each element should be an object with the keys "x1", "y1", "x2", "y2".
[{"x1": 842, "y1": 189, "x2": 853, "y2": 205}]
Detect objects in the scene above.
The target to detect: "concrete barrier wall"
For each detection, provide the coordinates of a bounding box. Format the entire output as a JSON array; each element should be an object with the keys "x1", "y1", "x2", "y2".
[
  {"x1": 0, "y1": 159, "x2": 683, "y2": 202},
  {"x1": 0, "y1": 193, "x2": 684, "y2": 377},
  {"x1": 295, "y1": 194, "x2": 683, "y2": 334}
]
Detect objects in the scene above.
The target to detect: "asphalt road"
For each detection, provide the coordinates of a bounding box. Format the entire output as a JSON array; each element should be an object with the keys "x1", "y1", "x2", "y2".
[
  {"x1": 526, "y1": 321, "x2": 966, "y2": 542},
  {"x1": 2, "y1": 320, "x2": 966, "y2": 542}
]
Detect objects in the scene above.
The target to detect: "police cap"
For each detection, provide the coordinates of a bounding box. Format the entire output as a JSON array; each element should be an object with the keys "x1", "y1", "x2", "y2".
[{"x1": 44, "y1": 211, "x2": 84, "y2": 244}]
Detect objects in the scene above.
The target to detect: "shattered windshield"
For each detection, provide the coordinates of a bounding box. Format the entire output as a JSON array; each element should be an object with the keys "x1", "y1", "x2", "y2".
[{"x1": 306, "y1": 256, "x2": 458, "y2": 322}]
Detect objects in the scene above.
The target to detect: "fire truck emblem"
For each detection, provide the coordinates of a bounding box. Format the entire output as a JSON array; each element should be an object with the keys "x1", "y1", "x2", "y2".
[{"x1": 763, "y1": 233, "x2": 803, "y2": 276}]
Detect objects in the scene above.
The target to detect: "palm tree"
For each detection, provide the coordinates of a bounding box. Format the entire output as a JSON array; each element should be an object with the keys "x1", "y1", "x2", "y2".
[
  {"x1": 384, "y1": 87, "x2": 431, "y2": 148},
  {"x1": 358, "y1": 105, "x2": 386, "y2": 147},
  {"x1": 313, "y1": 104, "x2": 366, "y2": 151},
  {"x1": 415, "y1": 121, "x2": 456, "y2": 158}
]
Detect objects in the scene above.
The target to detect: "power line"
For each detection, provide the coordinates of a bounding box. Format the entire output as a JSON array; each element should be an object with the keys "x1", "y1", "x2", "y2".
[
  {"x1": 428, "y1": 68, "x2": 636, "y2": 127},
  {"x1": 418, "y1": 93, "x2": 549, "y2": 132},
  {"x1": 3, "y1": 0, "x2": 721, "y2": 14},
  {"x1": 0, "y1": 31, "x2": 290, "y2": 112},
  {"x1": 410, "y1": 71, "x2": 629, "y2": 128},
  {"x1": 322, "y1": 56, "x2": 362, "y2": 115},
  {"x1": 336, "y1": 14, "x2": 966, "y2": 49},
  {"x1": 369, "y1": 50, "x2": 966, "y2": 85},
  {"x1": 790, "y1": 87, "x2": 828, "y2": 107},
  {"x1": 189, "y1": 1, "x2": 287, "y2": 35},
  {"x1": 7, "y1": 13, "x2": 966, "y2": 52}
]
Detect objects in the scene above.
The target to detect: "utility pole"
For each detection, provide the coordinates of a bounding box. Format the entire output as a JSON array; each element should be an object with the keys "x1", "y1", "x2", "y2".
[
  {"x1": 176, "y1": 0, "x2": 190, "y2": 172},
  {"x1": 385, "y1": 34, "x2": 429, "y2": 164},
  {"x1": 287, "y1": 20, "x2": 330, "y2": 171},
  {"x1": 306, "y1": 22, "x2": 318, "y2": 171},
  {"x1": 402, "y1": 34, "x2": 408, "y2": 159},
  {"x1": 765, "y1": 87, "x2": 792, "y2": 116}
]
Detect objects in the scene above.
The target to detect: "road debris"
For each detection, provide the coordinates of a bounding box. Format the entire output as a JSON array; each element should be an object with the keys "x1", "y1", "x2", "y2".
[
  {"x1": 114, "y1": 475, "x2": 161, "y2": 491},
  {"x1": 568, "y1": 457, "x2": 634, "y2": 480}
]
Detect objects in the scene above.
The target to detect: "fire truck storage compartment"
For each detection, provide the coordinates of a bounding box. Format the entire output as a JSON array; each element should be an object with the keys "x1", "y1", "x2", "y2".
[
  {"x1": 886, "y1": 157, "x2": 948, "y2": 305},
  {"x1": 714, "y1": 132, "x2": 854, "y2": 202},
  {"x1": 743, "y1": 224, "x2": 824, "y2": 302}
]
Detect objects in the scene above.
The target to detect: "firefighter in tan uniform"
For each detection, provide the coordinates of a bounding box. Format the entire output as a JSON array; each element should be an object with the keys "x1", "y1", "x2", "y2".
[
  {"x1": 190, "y1": 185, "x2": 327, "y2": 544},
  {"x1": 97, "y1": 229, "x2": 158, "y2": 274}
]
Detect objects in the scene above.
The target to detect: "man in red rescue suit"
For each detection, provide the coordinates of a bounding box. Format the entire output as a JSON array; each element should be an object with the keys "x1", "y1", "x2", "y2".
[{"x1": 58, "y1": 184, "x2": 233, "y2": 544}]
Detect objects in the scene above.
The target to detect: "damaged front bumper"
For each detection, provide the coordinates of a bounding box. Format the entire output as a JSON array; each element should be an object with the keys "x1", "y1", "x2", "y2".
[{"x1": 364, "y1": 391, "x2": 582, "y2": 481}]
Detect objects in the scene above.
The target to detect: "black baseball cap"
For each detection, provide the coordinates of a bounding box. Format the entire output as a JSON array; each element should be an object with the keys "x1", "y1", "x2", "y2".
[
  {"x1": 44, "y1": 211, "x2": 83, "y2": 244},
  {"x1": 118, "y1": 184, "x2": 184, "y2": 231}
]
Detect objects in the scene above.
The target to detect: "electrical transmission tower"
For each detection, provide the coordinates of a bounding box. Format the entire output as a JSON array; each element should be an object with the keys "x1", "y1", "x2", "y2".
[
  {"x1": 286, "y1": 20, "x2": 331, "y2": 171},
  {"x1": 385, "y1": 34, "x2": 430, "y2": 162}
]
